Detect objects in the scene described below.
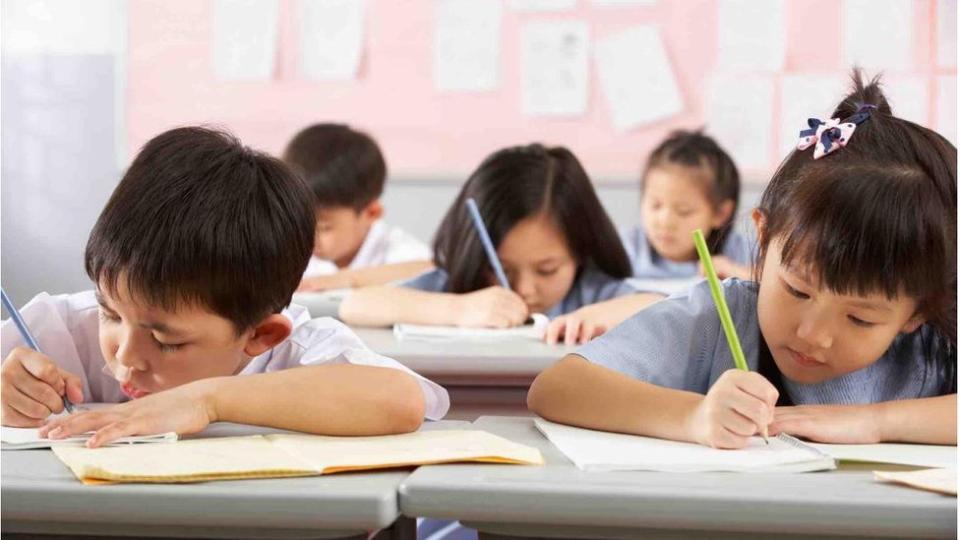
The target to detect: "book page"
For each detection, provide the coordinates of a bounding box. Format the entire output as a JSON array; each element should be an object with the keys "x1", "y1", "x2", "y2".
[
  {"x1": 810, "y1": 442, "x2": 957, "y2": 469},
  {"x1": 394, "y1": 313, "x2": 549, "y2": 342},
  {"x1": 875, "y1": 468, "x2": 957, "y2": 496}
]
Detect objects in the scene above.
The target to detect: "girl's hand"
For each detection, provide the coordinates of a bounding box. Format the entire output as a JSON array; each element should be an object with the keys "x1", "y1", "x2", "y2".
[
  {"x1": 297, "y1": 274, "x2": 349, "y2": 292},
  {"x1": 39, "y1": 379, "x2": 220, "y2": 448},
  {"x1": 455, "y1": 287, "x2": 529, "y2": 328},
  {"x1": 686, "y1": 369, "x2": 778, "y2": 449},
  {"x1": 544, "y1": 308, "x2": 607, "y2": 345},
  {"x1": 770, "y1": 404, "x2": 882, "y2": 444},
  {"x1": 701, "y1": 255, "x2": 751, "y2": 281},
  {"x1": 1, "y1": 346, "x2": 84, "y2": 427}
]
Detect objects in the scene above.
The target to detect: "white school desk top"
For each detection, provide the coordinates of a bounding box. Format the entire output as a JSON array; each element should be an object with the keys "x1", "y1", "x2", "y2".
[
  {"x1": 353, "y1": 328, "x2": 575, "y2": 386},
  {"x1": 2, "y1": 420, "x2": 468, "y2": 540},
  {"x1": 398, "y1": 417, "x2": 957, "y2": 539}
]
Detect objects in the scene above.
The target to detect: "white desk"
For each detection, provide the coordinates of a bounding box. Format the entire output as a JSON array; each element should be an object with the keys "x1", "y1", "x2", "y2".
[
  {"x1": 1, "y1": 420, "x2": 469, "y2": 540},
  {"x1": 399, "y1": 417, "x2": 958, "y2": 539},
  {"x1": 355, "y1": 328, "x2": 574, "y2": 420}
]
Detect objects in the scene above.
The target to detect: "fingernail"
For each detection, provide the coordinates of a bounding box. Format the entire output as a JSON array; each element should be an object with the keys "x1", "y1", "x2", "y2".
[{"x1": 48, "y1": 427, "x2": 64, "y2": 439}]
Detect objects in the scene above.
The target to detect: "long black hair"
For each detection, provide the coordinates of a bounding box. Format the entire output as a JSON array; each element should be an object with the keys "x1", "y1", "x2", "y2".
[{"x1": 433, "y1": 144, "x2": 632, "y2": 293}]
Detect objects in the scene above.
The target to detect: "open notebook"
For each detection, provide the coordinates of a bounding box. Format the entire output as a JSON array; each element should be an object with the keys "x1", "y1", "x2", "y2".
[
  {"x1": 52, "y1": 429, "x2": 543, "y2": 484},
  {"x1": 875, "y1": 468, "x2": 957, "y2": 496},
  {"x1": 394, "y1": 313, "x2": 549, "y2": 342},
  {"x1": 809, "y1": 442, "x2": 957, "y2": 469},
  {"x1": 535, "y1": 419, "x2": 836, "y2": 473}
]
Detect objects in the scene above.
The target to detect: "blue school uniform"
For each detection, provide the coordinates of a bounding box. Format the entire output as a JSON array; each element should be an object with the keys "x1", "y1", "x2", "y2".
[
  {"x1": 401, "y1": 266, "x2": 636, "y2": 318},
  {"x1": 620, "y1": 224, "x2": 756, "y2": 279},
  {"x1": 575, "y1": 278, "x2": 953, "y2": 404}
]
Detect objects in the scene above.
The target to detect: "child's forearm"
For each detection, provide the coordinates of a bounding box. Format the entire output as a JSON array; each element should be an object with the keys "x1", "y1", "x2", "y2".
[
  {"x1": 339, "y1": 286, "x2": 461, "y2": 327},
  {"x1": 584, "y1": 293, "x2": 664, "y2": 329},
  {"x1": 878, "y1": 394, "x2": 957, "y2": 444},
  {"x1": 527, "y1": 354, "x2": 703, "y2": 442},
  {"x1": 203, "y1": 364, "x2": 426, "y2": 435},
  {"x1": 305, "y1": 261, "x2": 434, "y2": 291}
]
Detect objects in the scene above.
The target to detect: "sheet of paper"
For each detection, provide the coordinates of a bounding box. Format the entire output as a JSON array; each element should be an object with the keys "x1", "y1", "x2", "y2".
[
  {"x1": 520, "y1": 20, "x2": 589, "y2": 116},
  {"x1": 778, "y1": 74, "x2": 847, "y2": 156},
  {"x1": 508, "y1": 0, "x2": 576, "y2": 11},
  {"x1": 936, "y1": 75, "x2": 958, "y2": 144},
  {"x1": 434, "y1": 0, "x2": 503, "y2": 92},
  {"x1": 875, "y1": 468, "x2": 957, "y2": 496},
  {"x1": 716, "y1": 0, "x2": 786, "y2": 72},
  {"x1": 535, "y1": 419, "x2": 836, "y2": 473},
  {"x1": 705, "y1": 73, "x2": 775, "y2": 170},
  {"x1": 394, "y1": 313, "x2": 549, "y2": 342},
  {"x1": 843, "y1": 0, "x2": 912, "y2": 70},
  {"x1": 298, "y1": 0, "x2": 364, "y2": 80},
  {"x1": 53, "y1": 430, "x2": 543, "y2": 484},
  {"x1": 212, "y1": 0, "x2": 279, "y2": 81},
  {"x1": 270, "y1": 430, "x2": 544, "y2": 472},
  {"x1": 810, "y1": 442, "x2": 958, "y2": 469},
  {"x1": 937, "y1": 0, "x2": 957, "y2": 67},
  {"x1": 626, "y1": 276, "x2": 702, "y2": 297},
  {"x1": 3, "y1": 426, "x2": 177, "y2": 450},
  {"x1": 595, "y1": 25, "x2": 683, "y2": 131}
]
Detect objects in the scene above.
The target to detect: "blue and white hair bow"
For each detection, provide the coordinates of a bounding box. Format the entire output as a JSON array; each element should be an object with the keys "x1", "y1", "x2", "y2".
[{"x1": 797, "y1": 106, "x2": 875, "y2": 159}]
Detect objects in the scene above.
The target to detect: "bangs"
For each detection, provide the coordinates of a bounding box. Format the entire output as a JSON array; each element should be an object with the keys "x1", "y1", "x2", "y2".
[{"x1": 770, "y1": 163, "x2": 946, "y2": 302}]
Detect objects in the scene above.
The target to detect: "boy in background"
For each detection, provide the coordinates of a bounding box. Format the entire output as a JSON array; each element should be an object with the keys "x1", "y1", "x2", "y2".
[{"x1": 283, "y1": 124, "x2": 432, "y2": 291}]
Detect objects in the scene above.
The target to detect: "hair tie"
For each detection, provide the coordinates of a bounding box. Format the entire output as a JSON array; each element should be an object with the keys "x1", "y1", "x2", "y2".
[{"x1": 796, "y1": 105, "x2": 874, "y2": 159}]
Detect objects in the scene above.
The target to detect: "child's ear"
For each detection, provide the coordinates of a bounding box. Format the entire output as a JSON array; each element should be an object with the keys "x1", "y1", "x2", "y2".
[
  {"x1": 242, "y1": 314, "x2": 293, "y2": 357},
  {"x1": 900, "y1": 313, "x2": 925, "y2": 334},
  {"x1": 751, "y1": 208, "x2": 766, "y2": 243},
  {"x1": 362, "y1": 199, "x2": 384, "y2": 222},
  {"x1": 711, "y1": 200, "x2": 735, "y2": 229}
]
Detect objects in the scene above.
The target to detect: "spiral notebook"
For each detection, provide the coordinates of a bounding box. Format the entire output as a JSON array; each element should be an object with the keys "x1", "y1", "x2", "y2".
[
  {"x1": 535, "y1": 419, "x2": 836, "y2": 473},
  {"x1": 394, "y1": 313, "x2": 549, "y2": 342}
]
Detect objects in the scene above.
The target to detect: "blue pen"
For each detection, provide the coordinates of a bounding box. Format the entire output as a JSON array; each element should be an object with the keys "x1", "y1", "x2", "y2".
[
  {"x1": 465, "y1": 198, "x2": 511, "y2": 290},
  {"x1": 1, "y1": 287, "x2": 75, "y2": 413}
]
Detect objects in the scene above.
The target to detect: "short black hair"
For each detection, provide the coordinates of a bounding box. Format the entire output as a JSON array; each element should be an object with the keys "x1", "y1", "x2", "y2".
[
  {"x1": 759, "y1": 70, "x2": 956, "y2": 391},
  {"x1": 433, "y1": 143, "x2": 632, "y2": 293},
  {"x1": 85, "y1": 126, "x2": 316, "y2": 332},
  {"x1": 642, "y1": 129, "x2": 741, "y2": 254},
  {"x1": 282, "y1": 123, "x2": 386, "y2": 211}
]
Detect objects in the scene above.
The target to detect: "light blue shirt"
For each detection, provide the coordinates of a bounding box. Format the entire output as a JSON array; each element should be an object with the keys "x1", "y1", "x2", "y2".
[
  {"x1": 576, "y1": 278, "x2": 953, "y2": 405},
  {"x1": 620, "y1": 224, "x2": 756, "y2": 279},
  {"x1": 401, "y1": 266, "x2": 636, "y2": 318}
]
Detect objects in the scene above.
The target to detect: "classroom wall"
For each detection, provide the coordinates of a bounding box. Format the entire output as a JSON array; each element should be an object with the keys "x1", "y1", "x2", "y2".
[{"x1": 1, "y1": 0, "x2": 955, "y2": 305}]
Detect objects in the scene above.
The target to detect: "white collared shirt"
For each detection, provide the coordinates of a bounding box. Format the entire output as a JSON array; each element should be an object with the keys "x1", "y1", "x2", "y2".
[
  {"x1": 303, "y1": 220, "x2": 432, "y2": 277},
  {"x1": 1, "y1": 291, "x2": 450, "y2": 420}
]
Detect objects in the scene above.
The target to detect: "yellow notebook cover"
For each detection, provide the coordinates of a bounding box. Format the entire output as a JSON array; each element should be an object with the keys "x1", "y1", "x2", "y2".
[{"x1": 53, "y1": 429, "x2": 543, "y2": 484}]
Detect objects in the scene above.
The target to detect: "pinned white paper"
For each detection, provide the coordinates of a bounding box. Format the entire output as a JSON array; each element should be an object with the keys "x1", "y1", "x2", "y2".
[
  {"x1": 212, "y1": 0, "x2": 280, "y2": 81},
  {"x1": 521, "y1": 20, "x2": 590, "y2": 116},
  {"x1": 595, "y1": 25, "x2": 683, "y2": 130},
  {"x1": 508, "y1": 0, "x2": 576, "y2": 11},
  {"x1": 843, "y1": 0, "x2": 912, "y2": 71},
  {"x1": 884, "y1": 76, "x2": 929, "y2": 126},
  {"x1": 434, "y1": 0, "x2": 503, "y2": 92},
  {"x1": 299, "y1": 0, "x2": 364, "y2": 80},
  {"x1": 778, "y1": 75, "x2": 847, "y2": 156},
  {"x1": 936, "y1": 75, "x2": 957, "y2": 144},
  {"x1": 1, "y1": 0, "x2": 125, "y2": 54},
  {"x1": 716, "y1": 0, "x2": 786, "y2": 72},
  {"x1": 937, "y1": 0, "x2": 957, "y2": 67},
  {"x1": 705, "y1": 74, "x2": 774, "y2": 170}
]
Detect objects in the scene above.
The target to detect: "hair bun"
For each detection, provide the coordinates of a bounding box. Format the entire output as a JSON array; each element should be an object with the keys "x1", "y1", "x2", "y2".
[{"x1": 832, "y1": 69, "x2": 892, "y2": 119}]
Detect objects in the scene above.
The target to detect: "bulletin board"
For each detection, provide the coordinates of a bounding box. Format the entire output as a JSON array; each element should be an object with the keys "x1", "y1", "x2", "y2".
[{"x1": 126, "y1": 0, "x2": 955, "y2": 183}]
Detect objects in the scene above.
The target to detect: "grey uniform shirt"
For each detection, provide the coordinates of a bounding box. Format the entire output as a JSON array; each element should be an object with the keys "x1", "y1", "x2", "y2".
[
  {"x1": 575, "y1": 278, "x2": 951, "y2": 405},
  {"x1": 401, "y1": 266, "x2": 636, "y2": 318},
  {"x1": 620, "y1": 224, "x2": 756, "y2": 279}
]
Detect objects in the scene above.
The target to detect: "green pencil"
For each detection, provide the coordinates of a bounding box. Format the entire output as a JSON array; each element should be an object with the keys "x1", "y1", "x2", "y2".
[{"x1": 692, "y1": 229, "x2": 769, "y2": 444}]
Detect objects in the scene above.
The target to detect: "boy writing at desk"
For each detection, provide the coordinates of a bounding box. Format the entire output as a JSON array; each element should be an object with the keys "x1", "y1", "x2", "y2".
[{"x1": 1, "y1": 127, "x2": 449, "y2": 446}]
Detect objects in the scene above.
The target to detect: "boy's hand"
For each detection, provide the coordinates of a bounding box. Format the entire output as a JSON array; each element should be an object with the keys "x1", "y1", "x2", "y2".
[
  {"x1": 686, "y1": 369, "x2": 778, "y2": 449},
  {"x1": 39, "y1": 378, "x2": 220, "y2": 448},
  {"x1": 1, "y1": 346, "x2": 84, "y2": 427},
  {"x1": 544, "y1": 308, "x2": 607, "y2": 345},
  {"x1": 455, "y1": 287, "x2": 529, "y2": 328},
  {"x1": 769, "y1": 404, "x2": 882, "y2": 444}
]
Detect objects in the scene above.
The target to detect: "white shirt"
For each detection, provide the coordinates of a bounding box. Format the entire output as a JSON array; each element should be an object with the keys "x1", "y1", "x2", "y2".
[
  {"x1": 0, "y1": 291, "x2": 450, "y2": 420},
  {"x1": 303, "y1": 220, "x2": 432, "y2": 277}
]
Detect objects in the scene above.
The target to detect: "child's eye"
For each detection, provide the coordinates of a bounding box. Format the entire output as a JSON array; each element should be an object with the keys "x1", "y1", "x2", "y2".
[
  {"x1": 676, "y1": 209, "x2": 694, "y2": 217},
  {"x1": 783, "y1": 281, "x2": 810, "y2": 299},
  {"x1": 153, "y1": 336, "x2": 185, "y2": 352},
  {"x1": 98, "y1": 309, "x2": 120, "y2": 323},
  {"x1": 848, "y1": 315, "x2": 876, "y2": 328},
  {"x1": 536, "y1": 268, "x2": 559, "y2": 277}
]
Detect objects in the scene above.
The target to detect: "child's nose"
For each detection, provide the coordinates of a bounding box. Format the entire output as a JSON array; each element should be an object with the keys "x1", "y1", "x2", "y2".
[{"x1": 796, "y1": 314, "x2": 834, "y2": 350}]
